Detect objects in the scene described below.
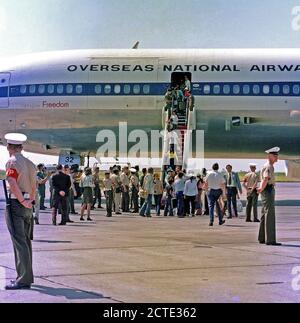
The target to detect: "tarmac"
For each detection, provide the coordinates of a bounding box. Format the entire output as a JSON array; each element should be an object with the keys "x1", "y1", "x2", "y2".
[{"x1": 0, "y1": 182, "x2": 299, "y2": 303}]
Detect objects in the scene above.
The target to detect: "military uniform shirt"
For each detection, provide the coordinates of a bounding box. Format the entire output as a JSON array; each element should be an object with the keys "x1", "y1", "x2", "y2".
[
  {"x1": 120, "y1": 172, "x2": 130, "y2": 186},
  {"x1": 261, "y1": 162, "x2": 275, "y2": 185},
  {"x1": 111, "y1": 174, "x2": 121, "y2": 188},
  {"x1": 244, "y1": 172, "x2": 259, "y2": 189},
  {"x1": 6, "y1": 153, "x2": 36, "y2": 193},
  {"x1": 130, "y1": 174, "x2": 139, "y2": 189},
  {"x1": 103, "y1": 178, "x2": 113, "y2": 191}
]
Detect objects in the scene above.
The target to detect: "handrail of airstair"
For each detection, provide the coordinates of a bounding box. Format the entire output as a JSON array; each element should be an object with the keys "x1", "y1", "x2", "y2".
[{"x1": 182, "y1": 105, "x2": 196, "y2": 170}]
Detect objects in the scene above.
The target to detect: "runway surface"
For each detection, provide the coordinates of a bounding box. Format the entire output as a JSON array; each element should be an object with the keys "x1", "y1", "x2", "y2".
[{"x1": 0, "y1": 183, "x2": 299, "y2": 303}]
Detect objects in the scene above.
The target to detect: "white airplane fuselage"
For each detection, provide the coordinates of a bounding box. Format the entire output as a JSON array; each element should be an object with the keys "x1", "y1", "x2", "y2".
[{"x1": 0, "y1": 48, "x2": 300, "y2": 162}]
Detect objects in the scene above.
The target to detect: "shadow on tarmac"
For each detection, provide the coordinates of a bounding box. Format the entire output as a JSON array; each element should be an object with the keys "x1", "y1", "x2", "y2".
[{"x1": 31, "y1": 284, "x2": 107, "y2": 300}]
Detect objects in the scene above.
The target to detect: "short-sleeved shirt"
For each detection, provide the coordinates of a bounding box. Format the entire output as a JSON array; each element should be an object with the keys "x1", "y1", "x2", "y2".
[
  {"x1": 120, "y1": 172, "x2": 130, "y2": 186},
  {"x1": 244, "y1": 172, "x2": 259, "y2": 189},
  {"x1": 111, "y1": 174, "x2": 122, "y2": 189},
  {"x1": 130, "y1": 174, "x2": 139, "y2": 189},
  {"x1": 205, "y1": 171, "x2": 226, "y2": 190},
  {"x1": 103, "y1": 178, "x2": 113, "y2": 191},
  {"x1": 6, "y1": 153, "x2": 36, "y2": 194},
  {"x1": 80, "y1": 174, "x2": 94, "y2": 188},
  {"x1": 261, "y1": 162, "x2": 275, "y2": 185}
]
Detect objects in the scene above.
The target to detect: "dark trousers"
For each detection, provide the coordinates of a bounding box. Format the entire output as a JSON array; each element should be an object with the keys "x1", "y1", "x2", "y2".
[
  {"x1": 154, "y1": 194, "x2": 162, "y2": 215},
  {"x1": 93, "y1": 184, "x2": 102, "y2": 207},
  {"x1": 176, "y1": 191, "x2": 184, "y2": 216},
  {"x1": 122, "y1": 190, "x2": 130, "y2": 212},
  {"x1": 140, "y1": 197, "x2": 145, "y2": 208},
  {"x1": 259, "y1": 188, "x2": 276, "y2": 244},
  {"x1": 184, "y1": 195, "x2": 196, "y2": 216},
  {"x1": 131, "y1": 187, "x2": 139, "y2": 212},
  {"x1": 226, "y1": 187, "x2": 238, "y2": 217},
  {"x1": 49, "y1": 189, "x2": 53, "y2": 208},
  {"x1": 5, "y1": 200, "x2": 34, "y2": 286},
  {"x1": 52, "y1": 194, "x2": 68, "y2": 224},
  {"x1": 203, "y1": 194, "x2": 209, "y2": 214},
  {"x1": 207, "y1": 189, "x2": 223, "y2": 223},
  {"x1": 38, "y1": 185, "x2": 46, "y2": 208},
  {"x1": 164, "y1": 196, "x2": 174, "y2": 216},
  {"x1": 104, "y1": 190, "x2": 113, "y2": 216},
  {"x1": 246, "y1": 190, "x2": 258, "y2": 221}
]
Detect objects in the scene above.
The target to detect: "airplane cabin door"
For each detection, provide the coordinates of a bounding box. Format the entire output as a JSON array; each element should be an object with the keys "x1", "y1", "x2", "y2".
[{"x1": 0, "y1": 73, "x2": 10, "y2": 108}]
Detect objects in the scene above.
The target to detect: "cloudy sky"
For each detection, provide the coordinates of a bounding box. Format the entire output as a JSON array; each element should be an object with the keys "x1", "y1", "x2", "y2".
[{"x1": 1, "y1": 0, "x2": 297, "y2": 170}]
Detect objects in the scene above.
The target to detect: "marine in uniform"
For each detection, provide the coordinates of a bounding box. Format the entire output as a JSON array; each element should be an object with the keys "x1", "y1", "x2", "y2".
[
  {"x1": 257, "y1": 147, "x2": 281, "y2": 246},
  {"x1": 92, "y1": 167, "x2": 103, "y2": 209},
  {"x1": 243, "y1": 163, "x2": 260, "y2": 223},
  {"x1": 120, "y1": 166, "x2": 130, "y2": 212},
  {"x1": 4, "y1": 133, "x2": 36, "y2": 290},
  {"x1": 103, "y1": 171, "x2": 113, "y2": 217},
  {"x1": 111, "y1": 167, "x2": 122, "y2": 214},
  {"x1": 129, "y1": 168, "x2": 139, "y2": 214}
]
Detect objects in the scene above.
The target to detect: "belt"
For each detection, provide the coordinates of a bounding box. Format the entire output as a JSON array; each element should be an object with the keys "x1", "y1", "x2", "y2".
[{"x1": 9, "y1": 192, "x2": 30, "y2": 199}]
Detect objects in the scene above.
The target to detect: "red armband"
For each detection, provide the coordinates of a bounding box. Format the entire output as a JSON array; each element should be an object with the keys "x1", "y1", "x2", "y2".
[{"x1": 6, "y1": 168, "x2": 19, "y2": 180}]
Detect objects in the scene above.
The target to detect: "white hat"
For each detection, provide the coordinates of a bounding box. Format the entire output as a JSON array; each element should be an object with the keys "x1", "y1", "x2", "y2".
[
  {"x1": 265, "y1": 147, "x2": 280, "y2": 155},
  {"x1": 249, "y1": 163, "x2": 257, "y2": 167},
  {"x1": 130, "y1": 168, "x2": 137, "y2": 173},
  {"x1": 5, "y1": 133, "x2": 27, "y2": 145}
]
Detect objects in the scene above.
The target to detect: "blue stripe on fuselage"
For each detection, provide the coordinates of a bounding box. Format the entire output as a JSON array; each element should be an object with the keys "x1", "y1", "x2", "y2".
[
  {"x1": 6, "y1": 81, "x2": 300, "y2": 97},
  {"x1": 0, "y1": 86, "x2": 8, "y2": 98}
]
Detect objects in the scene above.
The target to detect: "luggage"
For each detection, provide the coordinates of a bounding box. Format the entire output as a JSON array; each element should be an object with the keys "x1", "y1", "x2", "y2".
[{"x1": 237, "y1": 199, "x2": 243, "y2": 213}]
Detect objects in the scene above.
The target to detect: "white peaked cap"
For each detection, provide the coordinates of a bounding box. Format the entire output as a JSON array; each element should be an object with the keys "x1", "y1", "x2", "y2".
[
  {"x1": 265, "y1": 147, "x2": 280, "y2": 154},
  {"x1": 5, "y1": 133, "x2": 27, "y2": 145}
]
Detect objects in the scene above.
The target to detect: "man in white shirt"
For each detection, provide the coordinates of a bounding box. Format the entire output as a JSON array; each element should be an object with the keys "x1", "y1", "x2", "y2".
[
  {"x1": 184, "y1": 75, "x2": 191, "y2": 92},
  {"x1": 170, "y1": 111, "x2": 179, "y2": 130},
  {"x1": 204, "y1": 163, "x2": 226, "y2": 226}
]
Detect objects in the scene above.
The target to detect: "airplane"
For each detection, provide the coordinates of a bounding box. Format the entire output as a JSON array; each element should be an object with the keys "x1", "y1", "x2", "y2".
[{"x1": 0, "y1": 48, "x2": 300, "y2": 177}]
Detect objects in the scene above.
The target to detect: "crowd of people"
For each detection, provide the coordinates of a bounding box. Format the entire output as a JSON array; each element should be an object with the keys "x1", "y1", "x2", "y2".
[
  {"x1": 165, "y1": 75, "x2": 195, "y2": 131},
  {"x1": 33, "y1": 162, "x2": 261, "y2": 227},
  {"x1": 3, "y1": 133, "x2": 281, "y2": 290}
]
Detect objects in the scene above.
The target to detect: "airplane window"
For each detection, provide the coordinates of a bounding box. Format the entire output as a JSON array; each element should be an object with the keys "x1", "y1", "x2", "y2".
[
  {"x1": 233, "y1": 85, "x2": 240, "y2": 94},
  {"x1": 283, "y1": 84, "x2": 290, "y2": 94},
  {"x1": 38, "y1": 85, "x2": 45, "y2": 94},
  {"x1": 20, "y1": 85, "x2": 27, "y2": 94},
  {"x1": 124, "y1": 85, "x2": 131, "y2": 94},
  {"x1": 263, "y1": 85, "x2": 270, "y2": 94},
  {"x1": 133, "y1": 84, "x2": 140, "y2": 94},
  {"x1": 203, "y1": 85, "x2": 210, "y2": 94},
  {"x1": 94, "y1": 85, "x2": 101, "y2": 94},
  {"x1": 243, "y1": 85, "x2": 250, "y2": 95},
  {"x1": 293, "y1": 84, "x2": 300, "y2": 95},
  {"x1": 223, "y1": 85, "x2": 230, "y2": 94},
  {"x1": 29, "y1": 85, "x2": 36, "y2": 94},
  {"x1": 47, "y1": 84, "x2": 55, "y2": 94},
  {"x1": 143, "y1": 84, "x2": 150, "y2": 94},
  {"x1": 253, "y1": 85, "x2": 260, "y2": 95},
  {"x1": 76, "y1": 84, "x2": 83, "y2": 94},
  {"x1": 114, "y1": 85, "x2": 121, "y2": 94},
  {"x1": 104, "y1": 85, "x2": 111, "y2": 94},
  {"x1": 57, "y1": 84, "x2": 64, "y2": 94},
  {"x1": 272, "y1": 84, "x2": 280, "y2": 94},
  {"x1": 66, "y1": 84, "x2": 73, "y2": 94},
  {"x1": 213, "y1": 85, "x2": 220, "y2": 94}
]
